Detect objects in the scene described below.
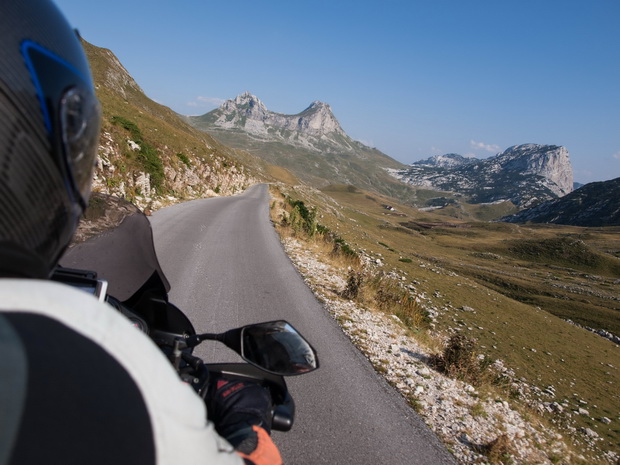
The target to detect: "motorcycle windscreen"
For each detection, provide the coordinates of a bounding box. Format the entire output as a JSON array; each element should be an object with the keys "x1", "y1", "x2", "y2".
[{"x1": 59, "y1": 193, "x2": 170, "y2": 301}]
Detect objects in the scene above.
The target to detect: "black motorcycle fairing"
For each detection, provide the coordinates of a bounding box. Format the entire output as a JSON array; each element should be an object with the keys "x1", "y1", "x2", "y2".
[
  {"x1": 60, "y1": 193, "x2": 169, "y2": 302},
  {"x1": 125, "y1": 286, "x2": 196, "y2": 337},
  {"x1": 54, "y1": 193, "x2": 314, "y2": 434},
  {"x1": 58, "y1": 194, "x2": 195, "y2": 338}
]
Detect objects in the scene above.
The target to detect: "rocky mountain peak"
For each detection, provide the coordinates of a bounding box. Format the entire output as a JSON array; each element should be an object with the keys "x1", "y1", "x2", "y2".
[
  {"x1": 232, "y1": 91, "x2": 265, "y2": 108},
  {"x1": 307, "y1": 100, "x2": 327, "y2": 109},
  {"x1": 219, "y1": 91, "x2": 268, "y2": 119},
  {"x1": 234, "y1": 90, "x2": 258, "y2": 103},
  {"x1": 415, "y1": 153, "x2": 476, "y2": 169},
  {"x1": 390, "y1": 144, "x2": 574, "y2": 208},
  {"x1": 499, "y1": 144, "x2": 573, "y2": 196},
  {"x1": 190, "y1": 92, "x2": 351, "y2": 152},
  {"x1": 297, "y1": 100, "x2": 343, "y2": 137}
]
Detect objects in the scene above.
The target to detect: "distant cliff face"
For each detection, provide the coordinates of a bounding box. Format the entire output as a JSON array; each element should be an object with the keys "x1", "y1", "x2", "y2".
[
  {"x1": 390, "y1": 144, "x2": 574, "y2": 208},
  {"x1": 500, "y1": 144, "x2": 573, "y2": 197}
]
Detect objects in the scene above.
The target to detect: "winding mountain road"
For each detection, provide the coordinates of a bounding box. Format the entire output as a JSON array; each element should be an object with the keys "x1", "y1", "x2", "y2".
[{"x1": 150, "y1": 183, "x2": 456, "y2": 465}]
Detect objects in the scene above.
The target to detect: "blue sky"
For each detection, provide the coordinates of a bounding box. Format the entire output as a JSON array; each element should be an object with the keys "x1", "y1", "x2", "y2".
[{"x1": 54, "y1": 0, "x2": 619, "y2": 184}]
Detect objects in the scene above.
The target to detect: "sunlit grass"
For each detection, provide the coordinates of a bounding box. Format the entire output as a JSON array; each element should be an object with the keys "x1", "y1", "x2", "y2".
[{"x1": 269, "y1": 183, "x2": 620, "y2": 460}]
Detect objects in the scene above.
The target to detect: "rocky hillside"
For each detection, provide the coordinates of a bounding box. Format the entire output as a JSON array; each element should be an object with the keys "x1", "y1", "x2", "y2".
[
  {"x1": 82, "y1": 41, "x2": 264, "y2": 211},
  {"x1": 185, "y1": 93, "x2": 416, "y2": 200},
  {"x1": 389, "y1": 144, "x2": 574, "y2": 208},
  {"x1": 194, "y1": 92, "x2": 352, "y2": 152},
  {"x1": 502, "y1": 177, "x2": 620, "y2": 226}
]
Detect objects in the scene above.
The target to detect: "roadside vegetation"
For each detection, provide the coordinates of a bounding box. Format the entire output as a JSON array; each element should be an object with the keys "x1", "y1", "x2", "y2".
[
  {"x1": 273, "y1": 191, "x2": 430, "y2": 335},
  {"x1": 269, "y1": 183, "x2": 620, "y2": 464},
  {"x1": 110, "y1": 116, "x2": 165, "y2": 191}
]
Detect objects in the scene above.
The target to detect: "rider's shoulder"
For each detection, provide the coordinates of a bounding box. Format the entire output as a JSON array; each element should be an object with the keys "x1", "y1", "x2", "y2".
[{"x1": 0, "y1": 278, "x2": 242, "y2": 465}]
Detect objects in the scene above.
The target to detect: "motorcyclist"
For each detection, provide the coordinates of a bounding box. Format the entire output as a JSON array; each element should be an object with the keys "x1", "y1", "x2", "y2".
[{"x1": 0, "y1": 1, "x2": 281, "y2": 464}]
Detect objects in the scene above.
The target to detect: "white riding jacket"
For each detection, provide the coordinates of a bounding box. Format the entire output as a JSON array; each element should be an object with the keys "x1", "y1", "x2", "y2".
[{"x1": 0, "y1": 279, "x2": 243, "y2": 465}]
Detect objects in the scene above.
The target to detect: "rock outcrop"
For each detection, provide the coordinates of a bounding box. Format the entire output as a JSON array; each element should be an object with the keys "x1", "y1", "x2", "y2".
[
  {"x1": 212, "y1": 92, "x2": 346, "y2": 138},
  {"x1": 390, "y1": 144, "x2": 574, "y2": 208},
  {"x1": 500, "y1": 144, "x2": 573, "y2": 197},
  {"x1": 189, "y1": 92, "x2": 356, "y2": 153}
]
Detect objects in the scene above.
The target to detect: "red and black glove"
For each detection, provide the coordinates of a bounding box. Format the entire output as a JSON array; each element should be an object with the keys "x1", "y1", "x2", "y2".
[{"x1": 207, "y1": 376, "x2": 282, "y2": 465}]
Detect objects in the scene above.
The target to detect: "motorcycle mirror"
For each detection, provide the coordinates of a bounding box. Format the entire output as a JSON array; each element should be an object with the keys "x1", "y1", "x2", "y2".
[
  {"x1": 188, "y1": 320, "x2": 319, "y2": 376},
  {"x1": 240, "y1": 320, "x2": 319, "y2": 376}
]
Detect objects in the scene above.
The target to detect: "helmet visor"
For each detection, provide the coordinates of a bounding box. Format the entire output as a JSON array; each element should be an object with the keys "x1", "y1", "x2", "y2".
[
  {"x1": 22, "y1": 40, "x2": 101, "y2": 209},
  {"x1": 60, "y1": 86, "x2": 101, "y2": 203}
]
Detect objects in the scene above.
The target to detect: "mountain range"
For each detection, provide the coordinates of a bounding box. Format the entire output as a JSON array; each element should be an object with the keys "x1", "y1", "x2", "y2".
[
  {"x1": 83, "y1": 40, "x2": 617, "y2": 226},
  {"x1": 187, "y1": 94, "x2": 584, "y2": 214},
  {"x1": 194, "y1": 91, "x2": 352, "y2": 152},
  {"x1": 185, "y1": 93, "x2": 416, "y2": 200},
  {"x1": 389, "y1": 144, "x2": 574, "y2": 209},
  {"x1": 78, "y1": 40, "x2": 620, "y2": 459}
]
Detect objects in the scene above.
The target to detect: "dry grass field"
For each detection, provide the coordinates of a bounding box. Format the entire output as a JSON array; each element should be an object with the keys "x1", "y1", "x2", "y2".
[{"x1": 271, "y1": 183, "x2": 620, "y2": 461}]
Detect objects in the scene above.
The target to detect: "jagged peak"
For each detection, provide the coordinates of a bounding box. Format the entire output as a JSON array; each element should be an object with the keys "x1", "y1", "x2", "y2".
[
  {"x1": 394, "y1": 143, "x2": 574, "y2": 206},
  {"x1": 228, "y1": 92, "x2": 266, "y2": 111},
  {"x1": 501, "y1": 143, "x2": 564, "y2": 157},
  {"x1": 234, "y1": 91, "x2": 261, "y2": 103},
  {"x1": 304, "y1": 100, "x2": 330, "y2": 110},
  {"x1": 210, "y1": 92, "x2": 345, "y2": 138}
]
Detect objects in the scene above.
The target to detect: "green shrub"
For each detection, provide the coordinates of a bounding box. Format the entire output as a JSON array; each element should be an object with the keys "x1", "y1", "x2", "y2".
[
  {"x1": 176, "y1": 152, "x2": 191, "y2": 167},
  {"x1": 378, "y1": 241, "x2": 396, "y2": 252},
  {"x1": 316, "y1": 224, "x2": 331, "y2": 235},
  {"x1": 111, "y1": 116, "x2": 164, "y2": 191},
  {"x1": 332, "y1": 237, "x2": 358, "y2": 259},
  {"x1": 111, "y1": 116, "x2": 141, "y2": 141},
  {"x1": 280, "y1": 196, "x2": 358, "y2": 262},
  {"x1": 286, "y1": 198, "x2": 318, "y2": 237},
  {"x1": 139, "y1": 145, "x2": 164, "y2": 190}
]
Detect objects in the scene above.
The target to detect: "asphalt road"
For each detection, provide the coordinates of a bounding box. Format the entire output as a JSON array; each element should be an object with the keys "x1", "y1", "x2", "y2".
[{"x1": 150, "y1": 184, "x2": 456, "y2": 465}]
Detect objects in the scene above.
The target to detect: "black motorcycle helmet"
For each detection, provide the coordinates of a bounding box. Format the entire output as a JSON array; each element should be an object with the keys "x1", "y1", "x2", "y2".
[{"x1": 0, "y1": 0, "x2": 101, "y2": 278}]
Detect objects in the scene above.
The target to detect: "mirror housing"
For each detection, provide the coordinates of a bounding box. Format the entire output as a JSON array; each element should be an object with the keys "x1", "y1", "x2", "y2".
[
  {"x1": 240, "y1": 321, "x2": 319, "y2": 376},
  {"x1": 187, "y1": 320, "x2": 319, "y2": 376}
]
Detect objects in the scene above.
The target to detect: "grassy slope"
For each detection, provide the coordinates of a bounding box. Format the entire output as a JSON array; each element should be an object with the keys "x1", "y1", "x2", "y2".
[
  {"x1": 190, "y1": 121, "x2": 438, "y2": 206},
  {"x1": 283, "y1": 183, "x2": 620, "y2": 456},
  {"x1": 82, "y1": 40, "x2": 275, "y2": 201}
]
